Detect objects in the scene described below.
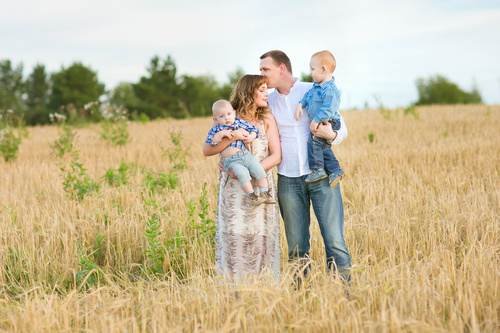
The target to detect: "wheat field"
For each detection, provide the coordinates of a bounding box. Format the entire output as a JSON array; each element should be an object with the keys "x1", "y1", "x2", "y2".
[{"x1": 0, "y1": 105, "x2": 499, "y2": 332}]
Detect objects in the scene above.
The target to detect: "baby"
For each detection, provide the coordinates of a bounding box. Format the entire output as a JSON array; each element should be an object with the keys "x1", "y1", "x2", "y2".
[
  {"x1": 206, "y1": 100, "x2": 276, "y2": 206},
  {"x1": 294, "y1": 50, "x2": 345, "y2": 187}
]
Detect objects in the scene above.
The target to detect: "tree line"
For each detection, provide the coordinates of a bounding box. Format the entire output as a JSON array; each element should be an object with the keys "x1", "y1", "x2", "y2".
[
  {"x1": 0, "y1": 55, "x2": 244, "y2": 125},
  {"x1": 0, "y1": 55, "x2": 482, "y2": 126}
]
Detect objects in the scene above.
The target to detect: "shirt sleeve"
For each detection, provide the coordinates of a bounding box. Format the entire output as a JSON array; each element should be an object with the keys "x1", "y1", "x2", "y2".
[
  {"x1": 330, "y1": 113, "x2": 347, "y2": 145},
  {"x1": 299, "y1": 90, "x2": 311, "y2": 108},
  {"x1": 205, "y1": 126, "x2": 221, "y2": 146},
  {"x1": 313, "y1": 89, "x2": 340, "y2": 123}
]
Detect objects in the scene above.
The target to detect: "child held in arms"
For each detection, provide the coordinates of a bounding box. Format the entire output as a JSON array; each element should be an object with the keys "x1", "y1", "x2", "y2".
[
  {"x1": 206, "y1": 100, "x2": 276, "y2": 206},
  {"x1": 295, "y1": 50, "x2": 345, "y2": 187}
]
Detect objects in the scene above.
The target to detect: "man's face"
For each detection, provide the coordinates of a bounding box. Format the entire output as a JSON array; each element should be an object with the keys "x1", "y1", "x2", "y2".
[{"x1": 259, "y1": 57, "x2": 281, "y2": 89}]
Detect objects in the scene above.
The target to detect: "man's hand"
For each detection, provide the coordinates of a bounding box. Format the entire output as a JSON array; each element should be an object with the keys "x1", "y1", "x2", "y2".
[
  {"x1": 294, "y1": 104, "x2": 303, "y2": 121},
  {"x1": 314, "y1": 122, "x2": 338, "y2": 141}
]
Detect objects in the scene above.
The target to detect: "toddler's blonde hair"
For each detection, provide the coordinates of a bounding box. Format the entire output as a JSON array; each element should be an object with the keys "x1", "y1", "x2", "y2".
[{"x1": 312, "y1": 50, "x2": 336, "y2": 72}]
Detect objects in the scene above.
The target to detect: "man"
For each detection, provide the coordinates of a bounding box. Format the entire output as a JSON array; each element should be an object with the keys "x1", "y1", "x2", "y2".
[{"x1": 259, "y1": 50, "x2": 351, "y2": 283}]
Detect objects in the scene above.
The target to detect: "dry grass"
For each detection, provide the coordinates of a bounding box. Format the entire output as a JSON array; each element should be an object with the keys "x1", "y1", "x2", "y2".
[{"x1": 0, "y1": 105, "x2": 499, "y2": 332}]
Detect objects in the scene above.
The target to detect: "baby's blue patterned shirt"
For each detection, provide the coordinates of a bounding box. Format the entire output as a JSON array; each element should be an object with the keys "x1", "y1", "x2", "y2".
[{"x1": 205, "y1": 117, "x2": 259, "y2": 150}]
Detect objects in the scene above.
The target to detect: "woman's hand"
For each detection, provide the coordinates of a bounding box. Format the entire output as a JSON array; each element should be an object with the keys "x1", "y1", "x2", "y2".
[
  {"x1": 243, "y1": 132, "x2": 257, "y2": 145},
  {"x1": 232, "y1": 128, "x2": 249, "y2": 141}
]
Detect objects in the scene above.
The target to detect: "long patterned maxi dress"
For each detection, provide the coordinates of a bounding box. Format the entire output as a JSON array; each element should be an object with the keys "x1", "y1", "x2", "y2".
[{"x1": 215, "y1": 124, "x2": 280, "y2": 282}]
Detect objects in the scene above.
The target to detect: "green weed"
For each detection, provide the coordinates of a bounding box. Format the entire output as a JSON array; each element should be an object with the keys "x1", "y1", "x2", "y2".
[
  {"x1": 0, "y1": 109, "x2": 27, "y2": 162},
  {"x1": 161, "y1": 126, "x2": 190, "y2": 170},
  {"x1": 143, "y1": 171, "x2": 178, "y2": 193}
]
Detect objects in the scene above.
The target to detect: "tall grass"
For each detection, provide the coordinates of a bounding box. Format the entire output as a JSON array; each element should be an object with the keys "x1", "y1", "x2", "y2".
[{"x1": 0, "y1": 105, "x2": 499, "y2": 332}]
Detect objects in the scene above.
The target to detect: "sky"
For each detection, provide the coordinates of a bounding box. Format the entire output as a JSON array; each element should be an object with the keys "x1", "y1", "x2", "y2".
[{"x1": 1, "y1": 0, "x2": 499, "y2": 109}]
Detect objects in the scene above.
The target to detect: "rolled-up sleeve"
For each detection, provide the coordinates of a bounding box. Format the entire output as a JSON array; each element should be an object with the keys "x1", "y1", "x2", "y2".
[{"x1": 330, "y1": 113, "x2": 347, "y2": 145}]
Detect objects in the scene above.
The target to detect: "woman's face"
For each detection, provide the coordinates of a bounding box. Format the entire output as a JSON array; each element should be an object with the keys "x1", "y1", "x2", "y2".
[{"x1": 254, "y1": 83, "x2": 269, "y2": 108}]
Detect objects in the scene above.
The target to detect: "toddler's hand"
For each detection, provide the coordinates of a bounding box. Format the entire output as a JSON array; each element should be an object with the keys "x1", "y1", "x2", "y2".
[
  {"x1": 310, "y1": 119, "x2": 319, "y2": 133},
  {"x1": 294, "y1": 104, "x2": 303, "y2": 121}
]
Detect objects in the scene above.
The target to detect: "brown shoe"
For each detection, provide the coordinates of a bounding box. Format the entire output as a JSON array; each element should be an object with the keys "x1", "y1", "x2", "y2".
[
  {"x1": 260, "y1": 191, "x2": 277, "y2": 204},
  {"x1": 248, "y1": 192, "x2": 266, "y2": 206}
]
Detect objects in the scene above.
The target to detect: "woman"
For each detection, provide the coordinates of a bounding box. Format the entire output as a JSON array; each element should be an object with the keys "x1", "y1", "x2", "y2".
[{"x1": 203, "y1": 75, "x2": 281, "y2": 282}]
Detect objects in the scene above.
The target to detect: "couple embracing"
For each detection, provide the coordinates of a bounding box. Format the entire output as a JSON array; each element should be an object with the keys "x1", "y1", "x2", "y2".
[{"x1": 203, "y1": 50, "x2": 351, "y2": 285}]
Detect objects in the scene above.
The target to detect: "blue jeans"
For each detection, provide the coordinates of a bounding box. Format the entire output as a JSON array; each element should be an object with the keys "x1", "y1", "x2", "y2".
[
  {"x1": 277, "y1": 174, "x2": 351, "y2": 281},
  {"x1": 308, "y1": 118, "x2": 342, "y2": 174},
  {"x1": 223, "y1": 150, "x2": 267, "y2": 186}
]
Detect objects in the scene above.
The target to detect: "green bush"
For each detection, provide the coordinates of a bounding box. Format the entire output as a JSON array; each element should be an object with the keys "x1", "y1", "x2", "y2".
[{"x1": 415, "y1": 75, "x2": 482, "y2": 105}]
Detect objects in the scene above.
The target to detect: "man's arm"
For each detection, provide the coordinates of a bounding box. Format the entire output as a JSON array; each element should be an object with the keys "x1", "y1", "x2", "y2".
[{"x1": 314, "y1": 113, "x2": 347, "y2": 145}]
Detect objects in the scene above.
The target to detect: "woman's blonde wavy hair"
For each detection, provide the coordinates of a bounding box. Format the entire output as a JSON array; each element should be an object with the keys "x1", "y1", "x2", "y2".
[{"x1": 230, "y1": 75, "x2": 270, "y2": 124}]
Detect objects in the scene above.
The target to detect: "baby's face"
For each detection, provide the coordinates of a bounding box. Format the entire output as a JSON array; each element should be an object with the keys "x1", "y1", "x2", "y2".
[{"x1": 214, "y1": 105, "x2": 236, "y2": 126}]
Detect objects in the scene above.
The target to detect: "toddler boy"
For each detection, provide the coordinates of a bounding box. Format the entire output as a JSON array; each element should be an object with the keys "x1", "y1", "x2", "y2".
[{"x1": 294, "y1": 51, "x2": 345, "y2": 187}]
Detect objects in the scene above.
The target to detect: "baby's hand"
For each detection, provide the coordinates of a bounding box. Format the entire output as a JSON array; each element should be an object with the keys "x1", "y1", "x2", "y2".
[
  {"x1": 310, "y1": 119, "x2": 319, "y2": 133},
  {"x1": 221, "y1": 130, "x2": 234, "y2": 139},
  {"x1": 294, "y1": 104, "x2": 303, "y2": 121}
]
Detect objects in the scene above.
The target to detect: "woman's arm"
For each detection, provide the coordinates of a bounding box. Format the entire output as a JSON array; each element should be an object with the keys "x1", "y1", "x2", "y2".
[
  {"x1": 202, "y1": 128, "x2": 249, "y2": 156},
  {"x1": 260, "y1": 113, "x2": 281, "y2": 171}
]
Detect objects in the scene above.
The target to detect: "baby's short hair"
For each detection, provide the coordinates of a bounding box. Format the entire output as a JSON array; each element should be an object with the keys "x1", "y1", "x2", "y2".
[
  {"x1": 212, "y1": 100, "x2": 232, "y2": 116},
  {"x1": 312, "y1": 50, "x2": 336, "y2": 72}
]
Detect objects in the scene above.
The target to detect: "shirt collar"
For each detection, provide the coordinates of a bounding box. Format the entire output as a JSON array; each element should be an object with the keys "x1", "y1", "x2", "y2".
[{"x1": 313, "y1": 76, "x2": 335, "y2": 89}]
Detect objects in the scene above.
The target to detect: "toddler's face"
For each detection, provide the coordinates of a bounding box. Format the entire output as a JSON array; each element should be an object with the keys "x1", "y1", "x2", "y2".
[
  {"x1": 214, "y1": 105, "x2": 236, "y2": 126},
  {"x1": 309, "y1": 56, "x2": 326, "y2": 84}
]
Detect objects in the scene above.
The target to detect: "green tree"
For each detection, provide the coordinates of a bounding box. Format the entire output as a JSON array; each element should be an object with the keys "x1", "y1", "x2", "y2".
[
  {"x1": 110, "y1": 82, "x2": 139, "y2": 110},
  {"x1": 133, "y1": 55, "x2": 183, "y2": 119},
  {"x1": 0, "y1": 59, "x2": 24, "y2": 113},
  {"x1": 301, "y1": 72, "x2": 313, "y2": 82},
  {"x1": 415, "y1": 75, "x2": 482, "y2": 105},
  {"x1": 25, "y1": 64, "x2": 51, "y2": 125},
  {"x1": 49, "y1": 62, "x2": 105, "y2": 111},
  {"x1": 180, "y1": 74, "x2": 222, "y2": 117}
]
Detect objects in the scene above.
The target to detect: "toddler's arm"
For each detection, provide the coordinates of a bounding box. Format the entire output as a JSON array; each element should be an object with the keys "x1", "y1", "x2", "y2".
[
  {"x1": 294, "y1": 103, "x2": 304, "y2": 121},
  {"x1": 314, "y1": 92, "x2": 340, "y2": 123}
]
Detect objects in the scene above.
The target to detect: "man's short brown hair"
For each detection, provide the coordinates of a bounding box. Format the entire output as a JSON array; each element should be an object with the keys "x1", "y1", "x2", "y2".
[{"x1": 260, "y1": 50, "x2": 293, "y2": 74}]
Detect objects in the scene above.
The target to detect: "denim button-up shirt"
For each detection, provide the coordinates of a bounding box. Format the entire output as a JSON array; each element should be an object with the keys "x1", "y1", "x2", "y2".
[{"x1": 299, "y1": 77, "x2": 341, "y2": 123}]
